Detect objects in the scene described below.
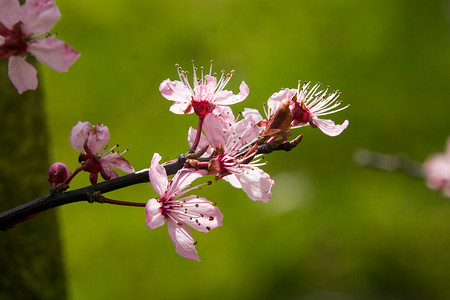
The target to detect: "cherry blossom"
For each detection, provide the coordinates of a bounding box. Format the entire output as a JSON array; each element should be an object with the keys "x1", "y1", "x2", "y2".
[
  {"x1": 194, "y1": 114, "x2": 274, "y2": 202},
  {"x1": 159, "y1": 62, "x2": 249, "y2": 119},
  {"x1": 145, "y1": 153, "x2": 223, "y2": 261},
  {"x1": 69, "y1": 121, "x2": 134, "y2": 184},
  {"x1": 423, "y1": 138, "x2": 450, "y2": 197},
  {"x1": 0, "y1": 0, "x2": 80, "y2": 93},
  {"x1": 267, "y1": 82, "x2": 349, "y2": 137}
]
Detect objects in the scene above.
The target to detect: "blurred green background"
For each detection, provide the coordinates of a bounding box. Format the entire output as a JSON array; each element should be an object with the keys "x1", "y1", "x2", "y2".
[{"x1": 39, "y1": 0, "x2": 450, "y2": 299}]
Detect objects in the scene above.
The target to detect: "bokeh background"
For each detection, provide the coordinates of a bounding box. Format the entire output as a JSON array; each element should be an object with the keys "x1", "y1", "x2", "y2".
[{"x1": 39, "y1": 0, "x2": 450, "y2": 299}]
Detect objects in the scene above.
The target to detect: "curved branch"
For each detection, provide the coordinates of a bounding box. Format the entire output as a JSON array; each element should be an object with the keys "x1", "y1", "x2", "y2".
[
  {"x1": 0, "y1": 137, "x2": 303, "y2": 231},
  {"x1": 0, "y1": 154, "x2": 186, "y2": 231}
]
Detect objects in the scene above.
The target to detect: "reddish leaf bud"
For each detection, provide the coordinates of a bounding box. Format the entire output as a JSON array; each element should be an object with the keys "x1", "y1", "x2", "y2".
[{"x1": 48, "y1": 162, "x2": 71, "y2": 186}]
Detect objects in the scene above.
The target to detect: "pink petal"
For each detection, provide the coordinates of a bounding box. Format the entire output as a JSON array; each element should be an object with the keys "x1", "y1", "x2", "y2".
[
  {"x1": 203, "y1": 113, "x2": 226, "y2": 149},
  {"x1": 211, "y1": 106, "x2": 235, "y2": 129},
  {"x1": 149, "y1": 153, "x2": 169, "y2": 197},
  {"x1": 100, "y1": 168, "x2": 118, "y2": 181},
  {"x1": 222, "y1": 174, "x2": 242, "y2": 189},
  {"x1": 28, "y1": 38, "x2": 80, "y2": 72},
  {"x1": 214, "y1": 81, "x2": 249, "y2": 105},
  {"x1": 169, "y1": 102, "x2": 191, "y2": 114},
  {"x1": 69, "y1": 121, "x2": 90, "y2": 152},
  {"x1": 0, "y1": 0, "x2": 21, "y2": 29},
  {"x1": 100, "y1": 153, "x2": 134, "y2": 173},
  {"x1": 267, "y1": 88, "x2": 296, "y2": 114},
  {"x1": 167, "y1": 220, "x2": 200, "y2": 261},
  {"x1": 312, "y1": 118, "x2": 349, "y2": 137},
  {"x1": 8, "y1": 55, "x2": 38, "y2": 94},
  {"x1": 235, "y1": 167, "x2": 274, "y2": 202},
  {"x1": 159, "y1": 79, "x2": 192, "y2": 102},
  {"x1": 177, "y1": 195, "x2": 223, "y2": 233},
  {"x1": 86, "y1": 124, "x2": 110, "y2": 154},
  {"x1": 20, "y1": 0, "x2": 61, "y2": 34},
  {"x1": 230, "y1": 118, "x2": 260, "y2": 148},
  {"x1": 167, "y1": 168, "x2": 207, "y2": 197},
  {"x1": 145, "y1": 198, "x2": 165, "y2": 229},
  {"x1": 204, "y1": 75, "x2": 217, "y2": 95},
  {"x1": 242, "y1": 108, "x2": 264, "y2": 123}
]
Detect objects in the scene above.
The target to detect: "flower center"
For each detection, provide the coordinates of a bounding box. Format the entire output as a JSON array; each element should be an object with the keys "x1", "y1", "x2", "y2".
[
  {"x1": 291, "y1": 101, "x2": 311, "y2": 125},
  {"x1": 0, "y1": 23, "x2": 28, "y2": 59},
  {"x1": 192, "y1": 99, "x2": 215, "y2": 118}
]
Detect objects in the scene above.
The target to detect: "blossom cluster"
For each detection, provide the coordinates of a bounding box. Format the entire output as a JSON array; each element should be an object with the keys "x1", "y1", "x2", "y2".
[
  {"x1": 0, "y1": 0, "x2": 79, "y2": 93},
  {"x1": 51, "y1": 63, "x2": 346, "y2": 261},
  {"x1": 154, "y1": 63, "x2": 349, "y2": 260},
  {"x1": 11, "y1": 0, "x2": 349, "y2": 261},
  {"x1": 47, "y1": 62, "x2": 349, "y2": 260}
]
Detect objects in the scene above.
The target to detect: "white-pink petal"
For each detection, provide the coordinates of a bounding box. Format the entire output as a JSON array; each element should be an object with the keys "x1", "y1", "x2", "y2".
[
  {"x1": 169, "y1": 102, "x2": 190, "y2": 114},
  {"x1": 28, "y1": 38, "x2": 80, "y2": 72},
  {"x1": 149, "y1": 153, "x2": 169, "y2": 197},
  {"x1": 176, "y1": 195, "x2": 223, "y2": 233},
  {"x1": 86, "y1": 124, "x2": 110, "y2": 154},
  {"x1": 8, "y1": 55, "x2": 38, "y2": 94},
  {"x1": 203, "y1": 114, "x2": 227, "y2": 149},
  {"x1": 242, "y1": 108, "x2": 264, "y2": 123},
  {"x1": 20, "y1": 0, "x2": 61, "y2": 35},
  {"x1": 145, "y1": 198, "x2": 165, "y2": 229},
  {"x1": 69, "y1": 121, "x2": 90, "y2": 152},
  {"x1": 0, "y1": 0, "x2": 21, "y2": 29},
  {"x1": 159, "y1": 79, "x2": 192, "y2": 103},
  {"x1": 167, "y1": 220, "x2": 200, "y2": 261},
  {"x1": 214, "y1": 81, "x2": 249, "y2": 105},
  {"x1": 267, "y1": 88, "x2": 297, "y2": 113},
  {"x1": 167, "y1": 169, "x2": 207, "y2": 197},
  {"x1": 100, "y1": 153, "x2": 135, "y2": 173},
  {"x1": 235, "y1": 167, "x2": 274, "y2": 202},
  {"x1": 100, "y1": 168, "x2": 118, "y2": 181},
  {"x1": 312, "y1": 118, "x2": 349, "y2": 137}
]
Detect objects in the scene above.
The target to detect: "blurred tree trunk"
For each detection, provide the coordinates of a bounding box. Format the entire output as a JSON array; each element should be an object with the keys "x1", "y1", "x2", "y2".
[{"x1": 0, "y1": 59, "x2": 66, "y2": 299}]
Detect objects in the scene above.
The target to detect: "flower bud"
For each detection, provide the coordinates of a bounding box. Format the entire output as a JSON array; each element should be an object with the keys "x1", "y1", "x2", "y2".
[{"x1": 48, "y1": 162, "x2": 71, "y2": 186}]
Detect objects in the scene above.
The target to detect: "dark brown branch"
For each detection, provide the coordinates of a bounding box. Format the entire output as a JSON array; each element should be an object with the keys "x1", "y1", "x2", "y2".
[
  {"x1": 0, "y1": 154, "x2": 186, "y2": 231},
  {"x1": 0, "y1": 137, "x2": 303, "y2": 231}
]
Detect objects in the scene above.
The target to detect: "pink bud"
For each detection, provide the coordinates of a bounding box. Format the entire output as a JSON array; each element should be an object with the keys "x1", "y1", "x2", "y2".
[{"x1": 48, "y1": 162, "x2": 71, "y2": 186}]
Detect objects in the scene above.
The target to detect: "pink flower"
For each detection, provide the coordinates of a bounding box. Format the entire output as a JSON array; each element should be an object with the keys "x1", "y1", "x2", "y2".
[
  {"x1": 198, "y1": 114, "x2": 274, "y2": 202},
  {"x1": 145, "y1": 153, "x2": 223, "y2": 261},
  {"x1": 159, "y1": 62, "x2": 249, "y2": 119},
  {"x1": 70, "y1": 121, "x2": 134, "y2": 184},
  {"x1": 423, "y1": 138, "x2": 450, "y2": 197},
  {"x1": 267, "y1": 82, "x2": 349, "y2": 136},
  {"x1": 0, "y1": 0, "x2": 80, "y2": 93}
]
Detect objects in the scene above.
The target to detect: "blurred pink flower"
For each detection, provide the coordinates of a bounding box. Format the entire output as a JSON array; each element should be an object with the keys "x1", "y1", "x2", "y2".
[
  {"x1": 159, "y1": 63, "x2": 249, "y2": 119},
  {"x1": 201, "y1": 114, "x2": 274, "y2": 202},
  {"x1": 145, "y1": 153, "x2": 223, "y2": 261},
  {"x1": 267, "y1": 82, "x2": 349, "y2": 136},
  {"x1": 423, "y1": 138, "x2": 450, "y2": 197},
  {"x1": 0, "y1": 0, "x2": 80, "y2": 93},
  {"x1": 70, "y1": 121, "x2": 134, "y2": 184}
]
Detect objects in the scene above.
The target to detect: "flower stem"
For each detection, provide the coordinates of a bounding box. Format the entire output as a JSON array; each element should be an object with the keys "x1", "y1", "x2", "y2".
[
  {"x1": 63, "y1": 166, "x2": 84, "y2": 185},
  {"x1": 97, "y1": 197, "x2": 146, "y2": 207},
  {"x1": 189, "y1": 116, "x2": 205, "y2": 153}
]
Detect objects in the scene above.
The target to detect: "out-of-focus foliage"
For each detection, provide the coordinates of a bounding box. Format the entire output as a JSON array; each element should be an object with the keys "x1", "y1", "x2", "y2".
[{"x1": 41, "y1": 0, "x2": 450, "y2": 299}]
